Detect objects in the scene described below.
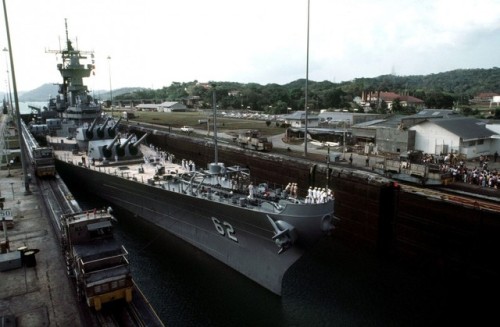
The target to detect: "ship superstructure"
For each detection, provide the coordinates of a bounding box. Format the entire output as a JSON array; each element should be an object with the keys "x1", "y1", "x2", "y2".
[{"x1": 45, "y1": 19, "x2": 101, "y2": 123}]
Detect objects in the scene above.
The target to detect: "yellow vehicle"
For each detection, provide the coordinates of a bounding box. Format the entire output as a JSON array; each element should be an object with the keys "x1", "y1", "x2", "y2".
[{"x1": 61, "y1": 209, "x2": 133, "y2": 310}]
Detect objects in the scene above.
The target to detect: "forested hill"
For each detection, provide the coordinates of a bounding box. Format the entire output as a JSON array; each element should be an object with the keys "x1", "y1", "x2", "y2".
[
  {"x1": 339, "y1": 67, "x2": 500, "y2": 96},
  {"x1": 112, "y1": 67, "x2": 500, "y2": 112},
  {"x1": 17, "y1": 67, "x2": 500, "y2": 112}
]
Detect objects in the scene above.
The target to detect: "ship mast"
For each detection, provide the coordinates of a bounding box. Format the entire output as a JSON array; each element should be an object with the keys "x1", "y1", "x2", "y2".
[
  {"x1": 304, "y1": 0, "x2": 310, "y2": 157},
  {"x1": 212, "y1": 84, "x2": 218, "y2": 164},
  {"x1": 65, "y1": 18, "x2": 70, "y2": 50}
]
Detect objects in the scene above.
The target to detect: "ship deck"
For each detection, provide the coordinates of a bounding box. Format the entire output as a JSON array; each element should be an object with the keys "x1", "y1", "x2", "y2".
[
  {"x1": 52, "y1": 136, "x2": 187, "y2": 185},
  {"x1": 52, "y1": 137, "x2": 330, "y2": 211}
]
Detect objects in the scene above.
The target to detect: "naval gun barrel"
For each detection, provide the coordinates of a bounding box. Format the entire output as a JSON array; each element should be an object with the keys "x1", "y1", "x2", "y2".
[
  {"x1": 131, "y1": 133, "x2": 148, "y2": 148},
  {"x1": 108, "y1": 117, "x2": 122, "y2": 137},
  {"x1": 113, "y1": 117, "x2": 123, "y2": 127},
  {"x1": 119, "y1": 134, "x2": 136, "y2": 150},
  {"x1": 96, "y1": 117, "x2": 110, "y2": 138},
  {"x1": 105, "y1": 135, "x2": 120, "y2": 151},
  {"x1": 129, "y1": 133, "x2": 148, "y2": 156}
]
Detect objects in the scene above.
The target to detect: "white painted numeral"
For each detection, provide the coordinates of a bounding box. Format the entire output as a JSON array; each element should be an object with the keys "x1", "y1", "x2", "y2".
[
  {"x1": 223, "y1": 222, "x2": 238, "y2": 242},
  {"x1": 212, "y1": 217, "x2": 225, "y2": 235},
  {"x1": 211, "y1": 217, "x2": 238, "y2": 242}
]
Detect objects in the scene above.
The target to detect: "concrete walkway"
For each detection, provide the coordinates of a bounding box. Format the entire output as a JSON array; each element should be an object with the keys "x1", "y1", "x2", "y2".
[{"x1": 0, "y1": 168, "x2": 83, "y2": 324}]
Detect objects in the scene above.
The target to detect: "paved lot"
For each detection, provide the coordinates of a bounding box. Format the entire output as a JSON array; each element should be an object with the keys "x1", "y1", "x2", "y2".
[{"x1": 0, "y1": 168, "x2": 83, "y2": 326}]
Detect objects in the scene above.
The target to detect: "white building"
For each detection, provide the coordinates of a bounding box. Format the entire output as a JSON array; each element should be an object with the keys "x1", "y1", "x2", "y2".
[
  {"x1": 159, "y1": 101, "x2": 187, "y2": 112},
  {"x1": 283, "y1": 111, "x2": 319, "y2": 128},
  {"x1": 486, "y1": 123, "x2": 500, "y2": 151},
  {"x1": 134, "y1": 101, "x2": 187, "y2": 112},
  {"x1": 135, "y1": 103, "x2": 159, "y2": 111},
  {"x1": 410, "y1": 118, "x2": 498, "y2": 158}
]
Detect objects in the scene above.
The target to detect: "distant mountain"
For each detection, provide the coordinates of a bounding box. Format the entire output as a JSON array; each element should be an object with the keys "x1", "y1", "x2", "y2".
[
  {"x1": 101, "y1": 87, "x2": 147, "y2": 100},
  {"x1": 18, "y1": 84, "x2": 59, "y2": 102},
  {"x1": 17, "y1": 84, "x2": 145, "y2": 102}
]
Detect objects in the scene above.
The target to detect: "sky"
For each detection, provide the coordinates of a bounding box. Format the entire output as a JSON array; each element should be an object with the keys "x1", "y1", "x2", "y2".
[{"x1": 0, "y1": 0, "x2": 500, "y2": 93}]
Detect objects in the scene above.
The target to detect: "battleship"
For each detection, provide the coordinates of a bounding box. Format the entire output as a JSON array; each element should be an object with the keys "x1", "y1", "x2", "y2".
[{"x1": 30, "y1": 22, "x2": 337, "y2": 295}]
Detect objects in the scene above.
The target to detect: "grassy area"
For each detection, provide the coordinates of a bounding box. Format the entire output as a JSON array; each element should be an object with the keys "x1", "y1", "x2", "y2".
[{"x1": 108, "y1": 110, "x2": 285, "y2": 137}]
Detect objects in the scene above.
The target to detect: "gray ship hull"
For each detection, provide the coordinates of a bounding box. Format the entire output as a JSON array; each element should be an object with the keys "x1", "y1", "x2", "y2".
[{"x1": 55, "y1": 159, "x2": 334, "y2": 295}]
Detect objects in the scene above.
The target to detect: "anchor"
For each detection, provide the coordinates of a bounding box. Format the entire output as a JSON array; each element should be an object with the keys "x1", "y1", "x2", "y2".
[{"x1": 267, "y1": 215, "x2": 298, "y2": 254}]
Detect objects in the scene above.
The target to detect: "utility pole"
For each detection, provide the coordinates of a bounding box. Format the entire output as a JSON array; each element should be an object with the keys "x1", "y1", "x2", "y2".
[
  {"x1": 107, "y1": 56, "x2": 113, "y2": 116},
  {"x1": 2, "y1": 47, "x2": 12, "y2": 112},
  {"x1": 2, "y1": 0, "x2": 31, "y2": 194}
]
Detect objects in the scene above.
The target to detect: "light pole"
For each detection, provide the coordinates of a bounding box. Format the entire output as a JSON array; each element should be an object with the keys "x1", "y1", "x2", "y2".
[
  {"x1": 2, "y1": 47, "x2": 12, "y2": 114},
  {"x1": 2, "y1": 0, "x2": 31, "y2": 194},
  {"x1": 304, "y1": 0, "x2": 310, "y2": 157},
  {"x1": 107, "y1": 56, "x2": 113, "y2": 115},
  {"x1": 342, "y1": 119, "x2": 349, "y2": 160}
]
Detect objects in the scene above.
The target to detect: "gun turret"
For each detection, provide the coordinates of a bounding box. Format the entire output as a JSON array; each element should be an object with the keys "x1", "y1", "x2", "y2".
[
  {"x1": 85, "y1": 118, "x2": 99, "y2": 139},
  {"x1": 96, "y1": 117, "x2": 110, "y2": 138},
  {"x1": 102, "y1": 135, "x2": 120, "y2": 158},
  {"x1": 128, "y1": 133, "x2": 148, "y2": 156}
]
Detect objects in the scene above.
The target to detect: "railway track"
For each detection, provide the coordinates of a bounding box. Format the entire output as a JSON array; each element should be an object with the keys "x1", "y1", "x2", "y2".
[
  {"x1": 35, "y1": 174, "x2": 161, "y2": 327},
  {"x1": 95, "y1": 301, "x2": 146, "y2": 327}
]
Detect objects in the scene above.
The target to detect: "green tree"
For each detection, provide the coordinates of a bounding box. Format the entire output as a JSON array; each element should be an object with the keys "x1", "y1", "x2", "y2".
[
  {"x1": 378, "y1": 100, "x2": 388, "y2": 114},
  {"x1": 392, "y1": 98, "x2": 403, "y2": 112},
  {"x1": 111, "y1": 67, "x2": 500, "y2": 114},
  {"x1": 323, "y1": 88, "x2": 346, "y2": 108},
  {"x1": 273, "y1": 100, "x2": 288, "y2": 114},
  {"x1": 424, "y1": 92, "x2": 454, "y2": 108}
]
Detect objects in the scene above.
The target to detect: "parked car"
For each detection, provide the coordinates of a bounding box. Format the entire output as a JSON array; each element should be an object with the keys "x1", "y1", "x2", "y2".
[{"x1": 180, "y1": 126, "x2": 194, "y2": 133}]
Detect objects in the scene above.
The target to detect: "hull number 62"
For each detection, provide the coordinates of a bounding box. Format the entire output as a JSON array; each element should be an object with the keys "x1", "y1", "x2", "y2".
[{"x1": 211, "y1": 217, "x2": 238, "y2": 242}]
